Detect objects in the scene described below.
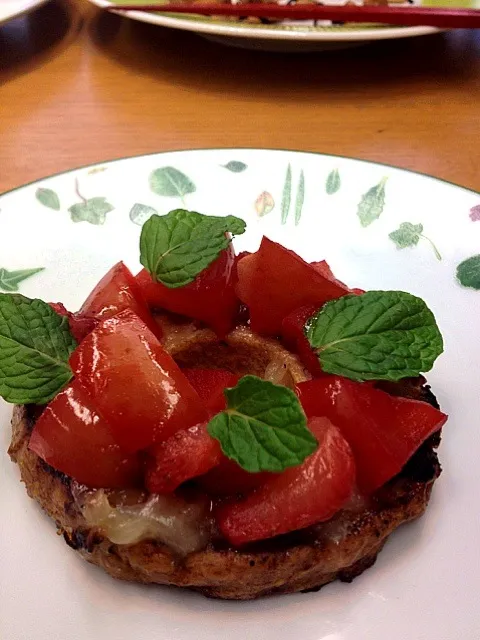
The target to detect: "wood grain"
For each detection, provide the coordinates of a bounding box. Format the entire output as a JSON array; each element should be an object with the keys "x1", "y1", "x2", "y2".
[{"x1": 1, "y1": 0, "x2": 479, "y2": 194}]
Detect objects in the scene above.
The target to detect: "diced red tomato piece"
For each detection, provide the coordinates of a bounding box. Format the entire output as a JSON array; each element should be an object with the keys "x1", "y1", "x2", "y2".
[
  {"x1": 232, "y1": 251, "x2": 251, "y2": 283},
  {"x1": 49, "y1": 302, "x2": 69, "y2": 317},
  {"x1": 311, "y1": 261, "x2": 365, "y2": 295},
  {"x1": 70, "y1": 310, "x2": 208, "y2": 453},
  {"x1": 295, "y1": 376, "x2": 448, "y2": 494},
  {"x1": 49, "y1": 302, "x2": 98, "y2": 343},
  {"x1": 79, "y1": 261, "x2": 161, "y2": 339},
  {"x1": 231, "y1": 251, "x2": 252, "y2": 324},
  {"x1": 281, "y1": 305, "x2": 324, "y2": 377},
  {"x1": 145, "y1": 423, "x2": 222, "y2": 494},
  {"x1": 235, "y1": 237, "x2": 353, "y2": 336},
  {"x1": 182, "y1": 368, "x2": 240, "y2": 415},
  {"x1": 311, "y1": 260, "x2": 344, "y2": 281},
  {"x1": 135, "y1": 246, "x2": 239, "y2": 339},
  {"x1": 28, "y1": 380, "x2": 141, "y2": 488},
  {"x1": 198, "y1": 457, "x2": 271, "y2": 497},
  {"x1": 217, "y1": 417, "x2": 355, "y2": 546}
]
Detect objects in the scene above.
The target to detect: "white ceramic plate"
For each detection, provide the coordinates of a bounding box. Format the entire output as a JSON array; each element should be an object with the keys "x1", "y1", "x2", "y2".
[
  {"x1": 0, "y1": 0, "x2": 50, "y2": 26},
  {"x1": 1, "y1": 149, "x2": 479, "y2": 640},
  {"x1": 87, "y1": 0, "x2": 454, "y2": 52}
]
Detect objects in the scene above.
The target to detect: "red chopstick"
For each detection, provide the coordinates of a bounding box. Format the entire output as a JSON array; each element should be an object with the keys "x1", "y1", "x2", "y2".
[{"x1": 106, "y1": 4, "x2": 480, "y2": 29}]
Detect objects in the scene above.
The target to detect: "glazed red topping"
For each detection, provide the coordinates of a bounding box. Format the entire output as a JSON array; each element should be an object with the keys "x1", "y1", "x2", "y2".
[
  {"x1": 235, "y1": 237, "x2": 354, "y2": 336},
  {"x1": 145, "y1": 423, "x2": 222, "y2": 494},
  {"x1": 136, "y1": 246, "x2": 239, "y2": 339},
  {"x1": 29, "y1": 234, "x2": 447, "y2": 546},
  {"x1": 29, "y1": 379, "x2": 141, "y2": 488},
  {"x1": 182, "y1": 368, "x2": 240, "y2": 415},
  {"x1": 281, "y1": 305, "x2": 325, "y2": 377},
  {"x1": 70, "y1": 309, "x2": 208, "y2": 453},
  {"x1": 296, "y1": 376, "x2": 447, "y2": 493},
  {"x1": 78, "y1": 261, "x2": 161, "y2": 340},
  {"x1": 49, "y1": 302, "x2": 97, "y2": 344},
  {"x1": 217, "y1": 417, "x2": 356, "y2": 546},
  {"x1": 198, "y1": 458, "x2": 272, "y2": 497},
  {"x1": 311, "y1": 260, "x2": 364, "y2": 295}
]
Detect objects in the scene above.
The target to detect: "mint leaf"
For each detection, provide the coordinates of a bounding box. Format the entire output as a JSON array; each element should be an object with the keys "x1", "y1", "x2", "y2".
[
  {"x1": 0, "y1": 295, "x2": 77, "y2": 404},
  {"x1": 207, "y1": 375, "x2": 317, "y2": 473},
  {"x1": 0, "y1": 267, "x2": 44, "y2": 293},
  {"x1": 36, "y1": 188, "x2": 60, "y2": 211},
  {"x1": 357, "y1": 178, "x2": 388, "y2": 227},
  {"x1": 149, "y1": 167, "x2": 196, "y2": 200},
  {"x1": 222, "y1": 161, "x2": 247, "y2": 173},
  {"x1": 305, "y1": 290, "x2": 443, "y2": 382},
  {"x1": 326, "y1": 169, "x2": 341, "y2": 195},
  {"x1": 140, "y1": 209, "x2": 246, "y2": 288},
  {"x1": 280, "y1": 163, "x2": 292, "y2": 225},
  {"x1": 456, "y1": 255, "x2": 480, "y2": 290},
  {"x1": 69, "y1": 197, "x2": 114, "y2": 225}
]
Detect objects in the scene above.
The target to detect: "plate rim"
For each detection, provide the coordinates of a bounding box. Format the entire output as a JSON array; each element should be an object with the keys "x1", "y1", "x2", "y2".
[
  {"x1": 87, "y1": 0, "x2": 442, "y2": 42},
  {"x1": 1, "y1": 147, "x2": 478, "y2": 200},
  {"x1": 2, "y1": 147, "x2": 480, "y2": 640},
  {"x1": 0, "y1": 0, "x2": 50, "y2": 27}
]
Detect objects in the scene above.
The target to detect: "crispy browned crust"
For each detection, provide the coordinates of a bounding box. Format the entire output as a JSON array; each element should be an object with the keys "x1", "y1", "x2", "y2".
[
  {"x1": 7, "y1": 321, "x2": 442, "y2": 600},
  {"x1": 8, "y1": 411, "x2": 440, "y2": 599}
]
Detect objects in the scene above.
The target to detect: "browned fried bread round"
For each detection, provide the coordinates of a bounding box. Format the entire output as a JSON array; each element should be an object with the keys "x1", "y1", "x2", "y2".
[{"x1": 8, "y1": 322, "x2": 442, "y2": 600}]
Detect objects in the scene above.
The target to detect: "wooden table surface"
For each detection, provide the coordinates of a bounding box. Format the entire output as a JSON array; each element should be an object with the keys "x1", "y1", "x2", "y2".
[{"x1": 1, "y1": 0, "x2": 479, "y2": 194}]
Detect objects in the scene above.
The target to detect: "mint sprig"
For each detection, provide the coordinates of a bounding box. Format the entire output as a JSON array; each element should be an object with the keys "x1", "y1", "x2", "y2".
[
  {"x1": 207, "y1": 375, "x2": 317, "y2": 473},
  {"x1": 0, "y1": 294, "x2": 76, "y2": 404},
  {"x1": 305, "y1": 290, "x2": 443, "y2": 382},
  {"x1": 139, "y1": 209, "x2": 246, "y2": 289}
]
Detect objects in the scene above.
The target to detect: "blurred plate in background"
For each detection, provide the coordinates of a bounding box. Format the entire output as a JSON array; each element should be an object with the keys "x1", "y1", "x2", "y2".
[{"x1": 0, "y1": 0, "x2": 50, "y2": 26}]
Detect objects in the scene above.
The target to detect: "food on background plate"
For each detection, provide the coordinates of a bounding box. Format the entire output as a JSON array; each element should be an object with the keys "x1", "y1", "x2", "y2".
[
  {"x1": 3, "y1": 209, "x2": 447, "y2": 600},
  {"x1": 178, "y1": 0, "x2": 416, "y2": 26}
]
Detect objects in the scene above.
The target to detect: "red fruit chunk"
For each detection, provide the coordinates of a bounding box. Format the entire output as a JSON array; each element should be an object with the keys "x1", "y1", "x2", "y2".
[
  {"x1": 296, "y1": 376, "x2": 448, "y2": 494},
  {"x1": 281, "y1": 305, "x2": 324, "y2": 377},
  {"x1": 217, "y1": 417, "x2": 355, "y2": 546},
  {"x1": 70, "y1": 310, "x2": 208, "y2": 453},
  {"x1": 136, "y1": 246, "x2": 239, "y2": 339},
  {"x1": 182, "y1": 368, "x2": 240, "y2": 415},
  {"x1": 232, "y1": 251, "x2": 251, "y2": 283},
  {"x1": 235, "y1": 237, "x2": 352, "y2": 336},
  {"x1": 79, "y1": 261, "x2": 161, "y2": 339},
  {"x1": 49, "y1": 302, "x2": 68, "y2": 316},
  {"x1": 49, "y1": 302, "x2": 97, "y2": 343},
  {"x1": 198, "y1": 458, "x2": 271, "y2": 497},
  {"x1": 28, "y1": 380, "x2": 141, "y2": 488},
  {"x1": 146, "y1": 423, "x2": 222, "y2": 494},
  {"x1": 311, "y1": 261, "x2": 365, "y2": 295}
]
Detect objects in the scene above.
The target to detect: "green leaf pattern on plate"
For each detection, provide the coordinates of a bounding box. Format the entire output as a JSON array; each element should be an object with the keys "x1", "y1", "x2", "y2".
[
  {"x1": 68, "y1": 197, "x2": 115, "y2": 225},
  {"x1": 294, "y1": 170, "x2": 305, "y2": 226},
  {"x1": 129, "y1": 203, "x2": 158, "y2": 226},
  {"x1": 389, "y1": 222, "x2": 442, "y2": 261},
  {"x1": 280, "y1": 163, "x2": 292, "y2": 225},
  {"x1": 149, "y1": 167, "x2": 196, "y2": 206},
  {"x1": 26, "y1": 160, "x2": 466, "y2": 289},
  {"x1": 36, "y1": 188, "x2": 60, "y2": 211},
  {"x1": 456, "y1": 255, "x2": 480, "y2": 290},
  {"x1": 326, "y1": 169, "x2": 341, "y2": 195},
  {"x1": 0, "y1": 268, "x2": 45, "y2": 292},
  {"x1": 222, "y1": 161, "x2": 248, "y2": 173},
  {"x1": 357, "y1": 177, "x2": 388, "y2": 227}
]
